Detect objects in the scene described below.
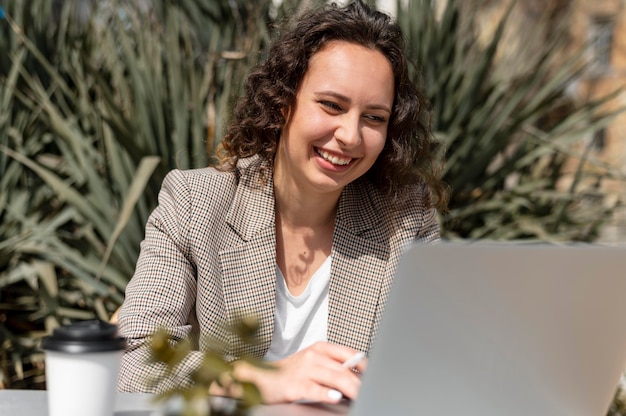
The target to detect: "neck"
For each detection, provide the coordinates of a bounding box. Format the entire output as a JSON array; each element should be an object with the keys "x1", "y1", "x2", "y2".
[
  {"x1": 272, "y1": 161, "x2": 342, "y2": 229},
  {"x1": 274, "y1": 185, "x2": 339, "y2": 229}
]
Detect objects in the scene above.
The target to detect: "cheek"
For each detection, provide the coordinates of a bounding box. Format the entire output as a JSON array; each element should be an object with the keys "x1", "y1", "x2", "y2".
[
  {"x1": 290, "y1": 107, "x2": 330, "y2": 139},
  {"x1": 365, "y1": 130, "x2": 388, "y2": 158}
]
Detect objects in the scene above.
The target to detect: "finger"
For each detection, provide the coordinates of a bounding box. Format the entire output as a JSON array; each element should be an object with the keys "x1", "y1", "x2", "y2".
[
  {"x1": 299, "y1": 386, "x2": 345, "y2": 404},
  {"x1": 304, "y1": 350, "x2": 361, "y2": 381},
  {"x1": 310, "y1": 342, "x2": 364, "y2": 365},
  {"x1": 310, "y1": 365, "x2": 361, "y2": 400},
  {"x1": 329, "y1": 374, "x2": 361, "y2": 401},
  {"x1": 300, "y1": 345, "x2": 364, "y2": 400}
]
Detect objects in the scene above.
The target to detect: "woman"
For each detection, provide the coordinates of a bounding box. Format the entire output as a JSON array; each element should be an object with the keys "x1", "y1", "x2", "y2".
[{"x1": 118, "y1": 0, "x2": 447, "y2": 404}]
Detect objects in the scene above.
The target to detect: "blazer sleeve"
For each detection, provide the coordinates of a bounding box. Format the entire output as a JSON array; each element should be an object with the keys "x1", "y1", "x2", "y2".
[{"x1": 117, "y1": 169, "x2": 203, "y2": 393}]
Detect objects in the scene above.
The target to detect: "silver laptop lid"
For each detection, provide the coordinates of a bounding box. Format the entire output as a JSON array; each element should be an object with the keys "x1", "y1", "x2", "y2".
[{"x1": 352, "y1": 242, "x2": 626, "y2": 416}]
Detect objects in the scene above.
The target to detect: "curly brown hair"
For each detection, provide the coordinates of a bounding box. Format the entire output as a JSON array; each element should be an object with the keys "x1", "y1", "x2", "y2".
[{"x1": 218, "y1": 0, "x2": 448, "y2": 211}]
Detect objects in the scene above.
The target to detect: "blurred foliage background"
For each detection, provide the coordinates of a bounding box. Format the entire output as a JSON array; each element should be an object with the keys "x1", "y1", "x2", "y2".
[{"x1": 1, "y1": 0, "x2": 625, "y2": 410}]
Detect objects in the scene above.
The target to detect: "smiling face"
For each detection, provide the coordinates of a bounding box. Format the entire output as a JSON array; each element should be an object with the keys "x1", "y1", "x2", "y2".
[{"x1": 273, "y1": 40, "x2": 395, "y2": 202}]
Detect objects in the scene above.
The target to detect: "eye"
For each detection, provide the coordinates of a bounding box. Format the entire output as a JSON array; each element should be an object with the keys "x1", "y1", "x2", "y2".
[
  {"x1": 320, "y1": 101, "x2": 342, "y2": 112},
  {"x1": 365, "y1": 114, "x2": 387, "y2": 123}
]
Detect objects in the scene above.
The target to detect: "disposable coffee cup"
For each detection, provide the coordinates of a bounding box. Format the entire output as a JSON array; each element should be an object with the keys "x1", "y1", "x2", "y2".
[{"x1": 42, "y1": 320, "x2": 127, "y2": 416}]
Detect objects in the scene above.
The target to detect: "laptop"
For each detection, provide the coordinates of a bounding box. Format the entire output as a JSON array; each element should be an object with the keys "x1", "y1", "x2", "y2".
[{"x1": 351, "y1": 242, "x2": 626, "y2": 416}]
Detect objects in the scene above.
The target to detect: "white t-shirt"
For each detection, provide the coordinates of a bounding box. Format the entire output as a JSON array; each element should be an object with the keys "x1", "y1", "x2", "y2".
[{"x1": 263, "y1": 256, "x2": 331, "y2": 361}]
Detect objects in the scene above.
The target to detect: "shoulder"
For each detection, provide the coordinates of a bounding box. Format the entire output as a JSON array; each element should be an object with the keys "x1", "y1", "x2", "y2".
[
  {"x1": 353, "y1": 178, "x2": 433, "y2": 221},
  {"x1": 349, "y1": 179, "x2": 439, "y2": 242},
  {"x1": 153, "y1": 158, "x2": 267, "y2": 247},
  {"x1": 390, "y1": 182, "x2": 439, "y2": 240},
  {"x1": 161, "y1": 157, "x2": 262, "y2": 203}
]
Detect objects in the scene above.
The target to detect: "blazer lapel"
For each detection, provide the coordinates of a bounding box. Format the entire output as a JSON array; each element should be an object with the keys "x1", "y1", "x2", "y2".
[
  {"x1": 328, "y1": 180, "x2": 390, "y2": 354},
  {"x1": 219, "y1": 162, "x2": 276, "y2": 359}
]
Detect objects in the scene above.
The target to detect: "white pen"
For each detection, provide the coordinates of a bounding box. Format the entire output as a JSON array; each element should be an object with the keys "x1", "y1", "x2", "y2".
[{"x1": 342, "y1": 351, "x2": 365, "y2": 369}]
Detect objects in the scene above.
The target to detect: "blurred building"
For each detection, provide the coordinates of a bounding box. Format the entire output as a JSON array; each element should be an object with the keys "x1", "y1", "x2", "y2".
[
  {"x1": 376, "y1": 0, "x2": 626, "y2": 240},
  {"x1": 485, "y1": 0, "x2": 626, "y2": 241},
  {"x1": 565, "y1": 0, "x2": 626, "y2": 241},
  {"x1": 427, "y1": 0, "x2": 626, "y2": 241},
  {"x1": 572, "y1": 2, "x2": 626, "y2": 163}
]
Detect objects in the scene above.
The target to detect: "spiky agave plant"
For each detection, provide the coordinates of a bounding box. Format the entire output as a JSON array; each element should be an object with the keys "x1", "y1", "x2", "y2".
[
  {"x1": 0, "y1": 0, "x2": 281, "y2": 390},
  {"x1": 397, "y1": 0, "x2": 625, "y2": 242}
]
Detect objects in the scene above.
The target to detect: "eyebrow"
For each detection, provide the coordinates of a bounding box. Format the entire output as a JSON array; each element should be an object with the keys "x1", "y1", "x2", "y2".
[{"x1": 314, "y1": 90, "x2": 392, "y2": 113}]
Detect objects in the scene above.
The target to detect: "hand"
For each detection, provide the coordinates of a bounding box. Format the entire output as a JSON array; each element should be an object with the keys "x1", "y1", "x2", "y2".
[{"x1": 233, "y1": 342, "x2": 367, "y2": 404}]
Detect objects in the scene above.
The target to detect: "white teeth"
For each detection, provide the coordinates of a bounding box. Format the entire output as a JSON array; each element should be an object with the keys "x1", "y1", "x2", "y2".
[{"x1": 318, "y1": 149, "x2": 352, "y2": 166}]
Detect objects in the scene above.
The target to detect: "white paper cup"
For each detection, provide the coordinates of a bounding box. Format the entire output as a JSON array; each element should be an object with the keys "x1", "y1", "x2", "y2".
[{"x1": 42, "y1": 320, "x2": 126, "y2": 416}]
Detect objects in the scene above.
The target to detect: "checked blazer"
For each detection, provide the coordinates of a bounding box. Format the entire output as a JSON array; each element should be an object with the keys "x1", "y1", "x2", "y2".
[{"x1": 117, "y1": 156, "x2": 440, "y2": 393}]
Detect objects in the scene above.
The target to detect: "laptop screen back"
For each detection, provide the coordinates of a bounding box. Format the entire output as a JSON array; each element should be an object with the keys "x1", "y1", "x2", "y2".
[{"x1": 351, "y1": 243, "x2": 626, "y2": 416}]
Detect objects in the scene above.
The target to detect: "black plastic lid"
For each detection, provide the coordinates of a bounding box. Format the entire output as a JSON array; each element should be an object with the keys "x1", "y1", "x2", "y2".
[{"x1": 41, "y1": 320, "x2": 127, "y2": 353}]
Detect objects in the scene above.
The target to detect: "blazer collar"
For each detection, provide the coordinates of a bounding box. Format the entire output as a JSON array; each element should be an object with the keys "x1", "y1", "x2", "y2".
[
  {"x1": 221, "y1": 157, "x2": 277, "y2": 358},
  {"x1": 225, "y1": 157, "x2": 275, "y2": 241}
]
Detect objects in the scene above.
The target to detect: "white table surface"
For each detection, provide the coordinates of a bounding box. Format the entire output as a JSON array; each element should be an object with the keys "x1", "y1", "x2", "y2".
[{"x1": 0, "y1": 389, "x2": 349, "y2": 416}]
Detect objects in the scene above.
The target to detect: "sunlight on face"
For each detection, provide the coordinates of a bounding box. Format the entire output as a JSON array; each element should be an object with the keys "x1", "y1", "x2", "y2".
[{"x1": 275, "y1": 40, "x2": 395, "y2": 200}]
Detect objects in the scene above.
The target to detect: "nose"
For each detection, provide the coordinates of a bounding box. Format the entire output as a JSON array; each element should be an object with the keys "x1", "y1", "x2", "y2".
[{"x1": 335, "y1": 114, "x2": 362, "y2": 148}]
